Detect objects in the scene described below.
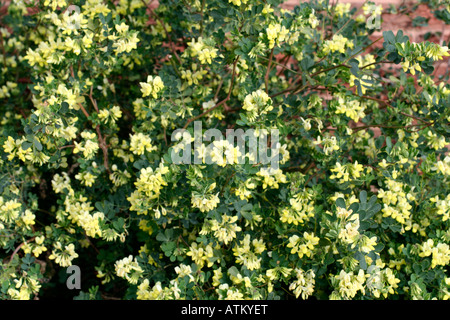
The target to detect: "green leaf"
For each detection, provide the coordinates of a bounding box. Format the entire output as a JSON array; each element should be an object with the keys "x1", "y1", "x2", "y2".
[
  {"x1": 355, "y1": 251, "x2": 367, "y2": 270},
  {"x1": 383, "y1": 31, "x2": 395, "y2": 44},
  {"x1": 375, "y1": 135, "x2": 385, "y2": 149},
  {"x1": 33, "y1": 137, "x2": 42, "y2": 151},
  {"x1": 228, "y1": 266, "x2": 239, "y2": 278},
  {"x1": 300, "y1": 56, "x2": 314, "y2": 71},
  {"x1": 365, "y1": 203, "x2": 381, "y2": 219},
  {"x1": 60, "y1": 102, "x2": 69, "y2": 114},
  {"x1": 386, "y1": 136, "x2": 392, "y2": 152},
  {"x1": 21, "y1": 141, "x2": 32, "y2": 150},
  {"x1": 156, "y1": 229, "x2": 174, "y2": 242},
  {"x1": 395, "y1": 30, "x2": 409, "y2": 43},
  {"x1": 336, "y1": 198, "x2": 346, "y2": 209},
  {"x1": 359, "y1": 190, "x2": 367, "y2": 204},
  {"x1": 349, "y1": 202, "x2": 359, "y2": 213},
  {"x1": 241, "y1": 208, "x2": 253, "y2": 221}
]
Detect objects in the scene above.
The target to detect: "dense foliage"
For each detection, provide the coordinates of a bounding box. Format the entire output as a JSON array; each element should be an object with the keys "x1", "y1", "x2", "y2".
[{"x1": 0, "y1": 0, "x2": 449, "y2": 300}]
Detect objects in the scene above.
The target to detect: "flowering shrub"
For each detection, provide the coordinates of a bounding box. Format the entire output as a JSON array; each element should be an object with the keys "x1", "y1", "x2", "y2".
[{"x1": 0, "y1": 0, "x2": 449, "y2": 300}]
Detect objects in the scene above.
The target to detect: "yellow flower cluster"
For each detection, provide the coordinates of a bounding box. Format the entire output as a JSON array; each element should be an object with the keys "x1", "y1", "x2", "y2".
[
  {"x1": 216, "y1": 283, "x2": 245, "y2": 300},
  {"x1": 0, "y1": 81, "x2": 18, "y2": 99},
  {"x1": 136, "y1": 279, "x2": 181, "y2": 300},
  {"x1": 52, "y1": 172, "x2": 110, "y2": 239},
  {"x1": 234, "y1": 178, "x2": 257, "y2": 201},
  {"x1": 362, "y1": 3, "x2": 383, "y2": 17},
  {"x1": 229, "y1": 271, "x2": 253, "y2": 289},
  {"x1": 425, "y1": 43, "x2": 450, "y2": 61},
  {"x1": 7, "y1": 272, "x2": 42, "y2": 300},
  {"x1": 387, "y1": 245, "x2": 407, "y2": 271},
  {"x1": 357, "y1": 54, "x2": 377, "y2": 69},
  {"x1": 266, "y1": 23, "x2": 289, "y2": 49},
  {"x1": 233, "y1": 234, "x2": 266, "y2": 270},
  {"x1": 131, "y1": 163, "x2": 169, "y2": 205},
  {"x1": 20, "y1": 209, "x2": 36, "y2": 229},
  {"x1": 256, "y1": 167, "x2": 287, "y2": 189},
  {"x1": 280, "y1": 189, "x2": 315, "y2": 226},
  {"x1": 181, "y1": 63, "x2": 208, "y2": 87},
  {"x1": 75, "y1": 171, "x2": 97, "y2": 187},
  {"x1": 228, "y1": 0, "x2": 248, "y2": 6},
  {"x1": 201, "y1": 214, "x2": 241, "y2": 244},
  {"x1": 115, "y1": 255, "x2": 144, "y2": 284},
  {"x1": 191, "y1": 192, "x2": 220, "y2": 213},
  {"x1": 419, "y1": 239, "x2": 450, "y2": 269},
  {"x1": 400, "y1": 59, "x2": 422, "y2": 76},
  {"x1": 129, "y1": 132, "x2": 157, "y2": 155},
  {"x1": 140, "y1": 75, "x2": 164, "y2": 99},
  {"x1": 116, "y1": 0, "x2": 145, "y2": 15},
  {"x1": 111, "y1": 23, "x2": 140, "y2": 55},
  {"x1": 242, "y1": 89, "x2": 273, "y2": 122},
  {"x1": 51, "y1": 172, "x2": 71, "y2": 193},
  {"x1": 73, "y1": 131, "x2": 99, "y2": 160},
  {"x1": 431, "y1": 194, "x2": 450, "y2": 222},
  {"x1": 366, "y1": 264, "x2": 401, "y2": 298},
  {"x1": 377, "y1": 179, "x2": 415, "y2": 225},
  {"x1": 432, "y1": 156, "x2": 450, "y2": 176},
  {"x1": 98, "y1": 106, "x2": 122, "y2": 124},
  {"x1": 426, "y1": 130, "x2": 448, "y2": 150},
  {"x1": 109, "y1": 164, "x2": 132, "y2": 187},
  {"x1": 349, "y1": 74, "x2": 373, "y2": 95},
  {"x1": 330, "y1": 269, "x2": 366, "y2": 299},
  {"x1": 174, "y1": 264, "x2": 195, "y2": 283},
  {"x1": 330, "y1": 260, "x2": 400, "y2": 300},
  {"x1": 335, "y1": 96, "x2": 366, "y2": 122},
  {"x1": 132, "y1": 98, "x2": 149, "y2": 120},
  {"x1": 334, "y1": 3, "x2": 351, "y2": 17},
  {"x1": 323, "y1": 34, "x2": 354, "y2": 55},
  {"x1": 287, "y1": 232, "x2": 319, "y2": 259},
  {"x1": 336, "y1": 207, "x2": 360, "y2": 246},
  {"x1": 2, "y1": 136, "x2": 35, "y2": 163},
  {"x1": 22, "y1": 236, "x2": 47, "y2": 258},
  {"x1": 198, "y1": 139, "x2": 243, "y2": 167},
  {"x1": 330, "y1": 192, "x2": 359, "y2": 207},
  {"x1": 186, "y1": 37, "x2": 218, "y2": 64},
  {"x1": 330, "y1": 161, "x2": 364, "y2": 184},
  {"x1": 0, "y1": 197, "x2": 22, "y2": 223},
  {"x1": 314, "y1": 134, "x2": 340, "y2": 155},
  {"x1": 289, "y1": 268, "x2": 315, "y2": 299},
  {"x1": 399, "y1": 42, "x2": 449, "y2": 75},
  {"x1": 63, "y1": 193, "x2": 105, "y2": 238},
  {"x1": 49, "y1": 242, "x2": 78, "y2": 267},
  {"x1": 186, "y1": 242, "x2": 215, "y2": 269}
]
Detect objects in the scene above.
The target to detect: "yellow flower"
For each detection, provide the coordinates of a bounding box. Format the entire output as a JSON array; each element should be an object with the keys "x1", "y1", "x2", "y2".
[
  {"x1": 21, "y1": 209, "x2": 36, "y2": 227},
  {"x1": 228, "y1": 0, "x2": 248, "y2": 6},
  {"x1": 129, "y1": 132, "x2": 157, "y2": 155},
  {"x1": 186, "y1": 37, "x2": 218, "y2": 64},
  {"x1": 323, "y1": 34, "x2": 353, "y2": 54},
  {"x1": 287, "y1": 232, "x2": 319, "y2": 259},
  {"x1": 75, "y1": 171, "x2": 97, "y2": 187},
  {"x1": 266, "y1": 23, "x2": 289, "y2": 49},
  {"x1": 49, "y1": 242, "x2": 79, "y2": 267},
  {"x1": 115, "y1": 255, "x2": 144, "y2": 284},
  {"x1": 140, "y1": 75, "x2": 164, "y2": 98},
  {"x1": 186, "y1": 242, "x2": 214, "y2": 269},
  {"x1": 191, "y1": 193, "x2": 220, "y2": 213},
  {"x1": 233, "y1": 235, "x2": 265, "y2": 270},
  {"x1": 289, "y1": 269, "x2": 315, "y2": 299}
]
